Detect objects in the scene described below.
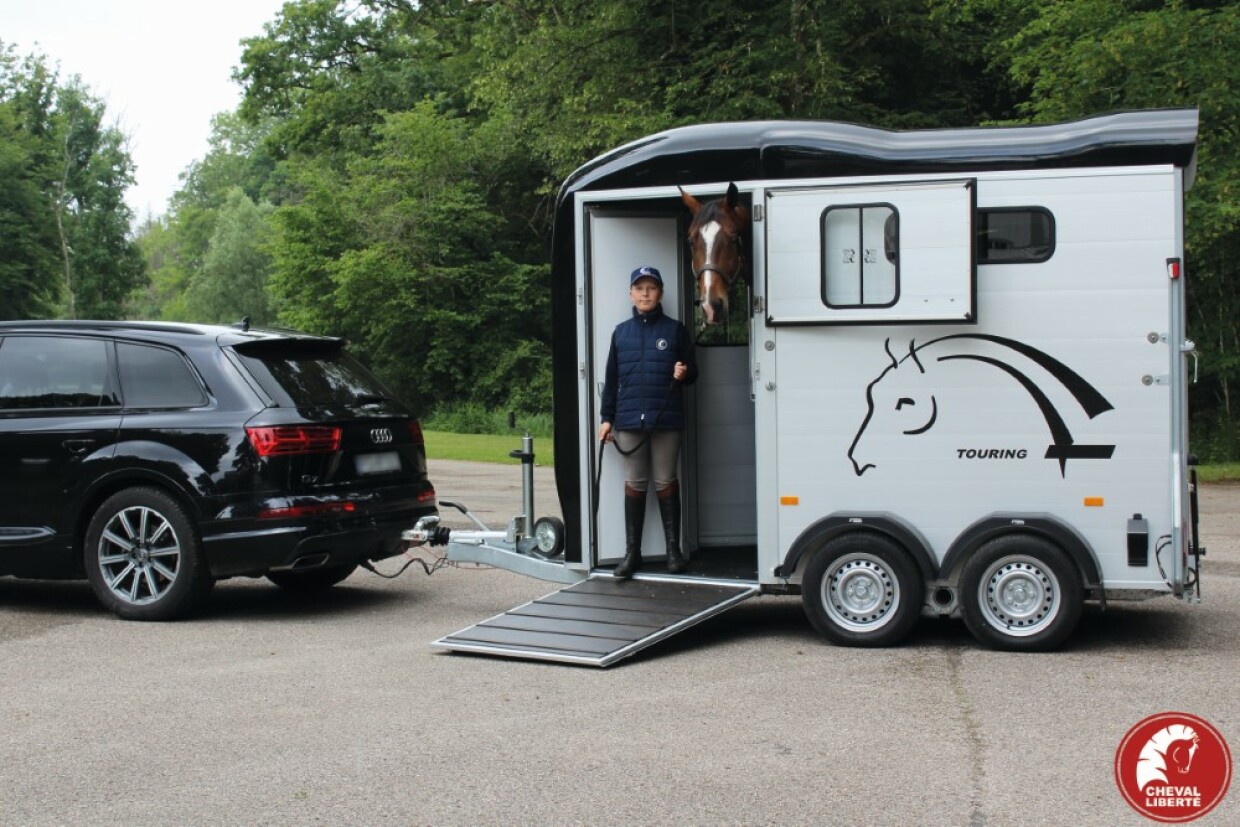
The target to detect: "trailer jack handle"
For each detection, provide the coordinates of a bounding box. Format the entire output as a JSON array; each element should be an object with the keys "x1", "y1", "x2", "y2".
[{"x1": 402, "y1": 433, "x2": 567, "y2": 560}]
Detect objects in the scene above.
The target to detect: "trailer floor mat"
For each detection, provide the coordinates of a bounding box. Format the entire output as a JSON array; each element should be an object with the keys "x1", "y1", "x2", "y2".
[{"x1": 433, "y1": 577, "x2": 759, "y2": 667}]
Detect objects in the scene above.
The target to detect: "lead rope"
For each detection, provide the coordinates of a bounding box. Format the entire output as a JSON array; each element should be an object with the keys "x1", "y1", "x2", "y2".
[{"x1": 592, "y1": 378, "x2": 679, "y2": 520}]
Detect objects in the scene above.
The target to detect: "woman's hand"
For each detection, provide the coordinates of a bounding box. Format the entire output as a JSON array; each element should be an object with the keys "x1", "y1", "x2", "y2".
[
  {"x1": 598, "y1": 421, "x2": 613, "y2": 443},
  {"x1": 673, "y1": 361, "x2": 688, "y2": 382}
]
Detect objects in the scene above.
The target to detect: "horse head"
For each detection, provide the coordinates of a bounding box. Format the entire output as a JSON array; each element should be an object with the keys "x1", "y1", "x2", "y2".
[
  {"x1": 1167, "y1": 735, "x2": 1200, "y2": 775},
  {"x1": 680, "y1": 182, "x2": 750, "y2": 326},
  {"x1": 848, "y1": 339, "x2": 939, "y2": 476}
]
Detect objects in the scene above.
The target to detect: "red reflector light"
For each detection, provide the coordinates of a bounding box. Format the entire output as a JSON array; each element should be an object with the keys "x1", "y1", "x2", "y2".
[
  {"x1": 1167, "y1": 257, "x2": 1182, "y2": 280},
  {"x1": 246, "y1": 426, "x2": 342, "y2": 456},
  {"x1": 408, "y1": 420, "x2": 424, "y2": 445},
  {"x1": 258, "y1": 501, "x2": 357, "y2": 519}
]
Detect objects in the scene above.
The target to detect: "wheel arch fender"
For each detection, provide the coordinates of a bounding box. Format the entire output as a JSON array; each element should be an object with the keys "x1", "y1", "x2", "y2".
[
  {"x1": 75, "y1": 465, "x2": 208, "y2": 560},
  {"x1": 940, "y1": 513, "x2": 1102, "y2": 588},
  {"x1": 777, "y1": 512, "x2": 936, "y2": 583}
]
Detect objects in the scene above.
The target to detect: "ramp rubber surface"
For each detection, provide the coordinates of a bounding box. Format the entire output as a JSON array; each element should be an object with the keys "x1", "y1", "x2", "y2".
[{"x1": 433, "y1": 577, "x2": 758, "y2": 667}]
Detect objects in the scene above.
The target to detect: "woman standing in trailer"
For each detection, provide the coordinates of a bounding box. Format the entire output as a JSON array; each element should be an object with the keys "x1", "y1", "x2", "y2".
[{"x1": 598, "y1": 265, "x2": 698, "y2": 579}]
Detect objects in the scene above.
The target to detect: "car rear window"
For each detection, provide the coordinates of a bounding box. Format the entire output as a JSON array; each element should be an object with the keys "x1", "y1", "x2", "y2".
[
  {"x1": 118, "y1": 343, "x2": 208, "y2": 408},
  {"x1": 233, "y1": 343, "x2": 396, "y2": 408}
]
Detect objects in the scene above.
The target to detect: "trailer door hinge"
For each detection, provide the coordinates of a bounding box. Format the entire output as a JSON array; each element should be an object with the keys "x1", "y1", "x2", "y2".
[
  {"x1": 577, "y1": 289, "x2": 584, "y2": 305},
  {"x1": 752, "y1": 204, "x2": 764, "y2": 223},
  {"x1": 579, "y1": 361, "x2": 586, "y2": 378}
]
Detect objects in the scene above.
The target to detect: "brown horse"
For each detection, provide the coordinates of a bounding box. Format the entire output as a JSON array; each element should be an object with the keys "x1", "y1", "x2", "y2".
[{"x1": 680, "y1": 182, "x2": 750, "y2": 326}]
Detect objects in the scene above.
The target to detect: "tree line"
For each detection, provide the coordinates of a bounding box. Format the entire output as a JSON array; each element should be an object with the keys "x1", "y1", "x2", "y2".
[
  {"x1": 3, "y1": 1, "x2": 1239, "y2": 458},
  {"x1": 0, "y1": 47, "x2": 144, "y2": 320}
]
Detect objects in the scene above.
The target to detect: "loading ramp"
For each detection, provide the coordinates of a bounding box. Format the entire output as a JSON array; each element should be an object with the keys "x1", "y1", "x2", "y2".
[{"x1": 434, "y1": 576, "x2": 759, "y2": 667}]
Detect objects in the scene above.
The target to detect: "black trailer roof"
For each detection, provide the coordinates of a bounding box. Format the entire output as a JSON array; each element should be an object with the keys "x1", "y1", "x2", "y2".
[
  {"x1": 549, "y1": 109, "x2": 1199, "y2": 563},
  {"x1": 557, "y1": 108, "x2": 1198, "y2": 199}
]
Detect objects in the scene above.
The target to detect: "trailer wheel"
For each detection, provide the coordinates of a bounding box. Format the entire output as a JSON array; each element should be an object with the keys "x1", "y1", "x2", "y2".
[
  {"x1": 801, "y1": 533, "x2": 923, "y2": 647},
  {"x1": 960, "y1": 536, "x2": 1083, "y2": 652}
]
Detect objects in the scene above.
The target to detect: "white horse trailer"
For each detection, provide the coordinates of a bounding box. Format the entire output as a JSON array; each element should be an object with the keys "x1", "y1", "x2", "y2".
[{"x1": 419, "y1": 109, "x2": 1203, "y2": 665}]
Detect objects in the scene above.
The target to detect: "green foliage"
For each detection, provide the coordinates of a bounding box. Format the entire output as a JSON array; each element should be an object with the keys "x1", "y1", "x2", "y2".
[
  {"x1": 264, "y1": 100, "x2": 551, "y2": 416},
  {"x1": 951, "y1": 0, "x2": 1240, "y2": 455},
  {"x1": 0, "y1": 45, "x2": 145, "y2": 320},
  {"x1": 423, "y1": 404, "x2": 554, "y2": 439},
  {"x1": 121, "y1": 1, "x2": 1240, "y2": 456},
  {"x1": 0, "y1": 99, "x2": 59, "y2": 318},
  {"x1": 184, "y1": 188, "x2": 274, "y2": 325}
]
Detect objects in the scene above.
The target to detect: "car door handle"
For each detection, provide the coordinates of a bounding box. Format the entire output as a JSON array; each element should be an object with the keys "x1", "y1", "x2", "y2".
[{"x1": 63, "y1": 439, "x2": 96, "y2": 456}]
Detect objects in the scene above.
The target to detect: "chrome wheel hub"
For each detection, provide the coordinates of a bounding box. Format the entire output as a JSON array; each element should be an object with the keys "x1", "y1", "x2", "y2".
[
  {"x1": 978, "y1": 555, "x2": 1059, "y2": 636},
  {"x1": 98, "y1": 506, "x2": 182, "y2": 605},
  {"x1": 822, "y1": 553, "x2": 900, "y2": 631}
]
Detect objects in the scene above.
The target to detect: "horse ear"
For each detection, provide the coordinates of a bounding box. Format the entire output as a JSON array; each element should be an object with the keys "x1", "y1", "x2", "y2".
[
  {"x1": 724, "y1": 182, "x2": 750, "y2": 229},
  {"x1": 679, "y1": 186, "x2": 702, "y2": 215}
]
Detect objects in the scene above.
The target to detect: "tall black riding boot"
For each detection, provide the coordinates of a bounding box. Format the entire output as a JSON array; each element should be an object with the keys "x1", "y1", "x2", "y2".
[
  {"x1": 614, "y1": 488, "x2": 645, "y2": 580},
  {"x1": 658, "y1": 483, "x2": 686, "y2": 574}
]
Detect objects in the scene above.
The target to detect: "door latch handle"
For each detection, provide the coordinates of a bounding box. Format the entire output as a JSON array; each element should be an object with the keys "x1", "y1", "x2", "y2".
[{"x1": 63, "y1": 439, "x2": 95, "y2": 456}]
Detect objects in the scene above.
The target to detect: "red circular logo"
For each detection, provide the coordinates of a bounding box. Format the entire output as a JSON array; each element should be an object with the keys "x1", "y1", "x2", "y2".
[{"x1": 1115, "y1": 712, "x2": 1232, "y2": 823}]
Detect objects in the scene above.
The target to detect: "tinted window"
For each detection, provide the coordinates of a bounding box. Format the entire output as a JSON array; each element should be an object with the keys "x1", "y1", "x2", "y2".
[
  {"x1": 118, "y1": 343, "x2": 207, "y2": 408},
  {"x1": 822, "y1": 204, "x2": 898, "y2": 307},
  {"x1": 234, "y1": 344, "x2": 395, "y2": 408},
  {"x1": 977, "y1": 208, "x2": 1055, "y2": 263},
  {"x1": 0, "y1": 336, "x2": 115, "y2": 410}
]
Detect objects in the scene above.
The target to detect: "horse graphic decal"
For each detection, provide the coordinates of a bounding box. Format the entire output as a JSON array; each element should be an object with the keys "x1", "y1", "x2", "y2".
[
  {"x1": 1136, "y1": 724, "x2": 1201, "y2": 791},
  {"x1": 847, "y1": 333, "x2": 1116, "y2": 477}
]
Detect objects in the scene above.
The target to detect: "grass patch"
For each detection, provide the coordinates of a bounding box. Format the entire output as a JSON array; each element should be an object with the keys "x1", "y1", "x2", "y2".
[
  {"x1": 422, "y1": 404, "x2": 553, "y2": 439},
  {"x1": 1198, "y1": 463, "x2": 1240, "y2": 483},
  {"x1": 424, "y1": 430, "x2": 555, "y2": 466}
]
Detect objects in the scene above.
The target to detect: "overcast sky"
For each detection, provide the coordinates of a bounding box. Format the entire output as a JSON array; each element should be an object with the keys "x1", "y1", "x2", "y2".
[{"x1": 4, "y1": 0, "x2": 289, "y2": 220}]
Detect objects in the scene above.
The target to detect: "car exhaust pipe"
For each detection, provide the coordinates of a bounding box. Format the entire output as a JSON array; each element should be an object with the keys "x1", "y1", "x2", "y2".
[{"x1": 290, "y1": 553, "x2": 331, "y2": 570}]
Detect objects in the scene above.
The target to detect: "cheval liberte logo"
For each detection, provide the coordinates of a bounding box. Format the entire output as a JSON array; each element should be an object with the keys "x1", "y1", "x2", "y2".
[{"x1": 1115, "y1": 712, "x2": 1232, "y2": 823}]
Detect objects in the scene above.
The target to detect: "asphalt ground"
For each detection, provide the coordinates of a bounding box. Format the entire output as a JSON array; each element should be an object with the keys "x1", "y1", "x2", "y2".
[{"x1": 1, "y1": 460, "x2": 1239, "y2": 826}]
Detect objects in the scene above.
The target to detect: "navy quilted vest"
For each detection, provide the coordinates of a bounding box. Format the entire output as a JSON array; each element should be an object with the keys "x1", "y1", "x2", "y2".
[{"x1": 601, "y1": 305, "x2": 695, "y2": 430}]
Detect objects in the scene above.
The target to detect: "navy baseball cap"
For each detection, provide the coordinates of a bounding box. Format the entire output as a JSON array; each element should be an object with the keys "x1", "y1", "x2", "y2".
[{"x1": 630, "y1": 265, "x2": 663, "y2": 287}]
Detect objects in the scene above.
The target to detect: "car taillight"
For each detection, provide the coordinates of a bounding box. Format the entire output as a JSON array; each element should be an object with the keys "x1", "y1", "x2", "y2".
[
  {"x1": 246, "y1": 425, "x2": 342, "y2": 457},
  {"x1": 408, "y1": 420, "x2": 424, "y2": 445},
  {"x1": 258, "y1": 502, "x2": 357, "y2": 519}
]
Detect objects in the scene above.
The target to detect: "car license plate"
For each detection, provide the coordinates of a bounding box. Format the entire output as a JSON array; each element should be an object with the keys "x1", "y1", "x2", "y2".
[{"x1": 355, "y1": 451, "x2": 401, "y2": 475}]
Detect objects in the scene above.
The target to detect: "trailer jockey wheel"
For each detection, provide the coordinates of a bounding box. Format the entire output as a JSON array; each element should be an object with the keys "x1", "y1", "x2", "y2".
[
  {"x1": 801, "y1": 533, "x2": 923, "y2": 647},
  {"x1": 959, "y1": 535, "x2": 1083, "y2": 652},
  {"x1": 532, "y1": 516, "x2": 566, "y2": 558}
]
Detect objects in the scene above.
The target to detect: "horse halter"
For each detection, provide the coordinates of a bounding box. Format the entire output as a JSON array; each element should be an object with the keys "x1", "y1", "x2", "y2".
[{"x1": 691, "y1": 231, "x2": 746, "y2": 288}]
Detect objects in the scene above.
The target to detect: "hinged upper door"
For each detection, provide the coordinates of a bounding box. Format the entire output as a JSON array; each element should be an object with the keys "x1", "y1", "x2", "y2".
[{"x1": 765, "y1": 179, "x2": 976, "y2": 324}]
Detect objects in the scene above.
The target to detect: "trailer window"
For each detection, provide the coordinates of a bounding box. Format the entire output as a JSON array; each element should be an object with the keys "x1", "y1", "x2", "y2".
[
  {"x1": 821, "y1": 205, "x2": 898, "y2": 308},
  {"x1": 976, "y1": 208, "x2": 1054, "y2": 263}
]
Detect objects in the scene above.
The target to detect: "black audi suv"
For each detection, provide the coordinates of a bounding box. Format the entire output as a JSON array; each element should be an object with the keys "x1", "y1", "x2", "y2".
[{"x1": 0, "y1": 321, "x2": 436, "y2": 619}]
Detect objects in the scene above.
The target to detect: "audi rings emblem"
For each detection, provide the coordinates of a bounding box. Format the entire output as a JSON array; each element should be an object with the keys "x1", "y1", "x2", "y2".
[{"x1": 370, "y1": 428, "x2": 393, "y2": 444}]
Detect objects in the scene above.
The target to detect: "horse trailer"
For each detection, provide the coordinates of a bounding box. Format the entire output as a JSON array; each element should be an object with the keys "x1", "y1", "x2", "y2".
[{"x1": 417, "y1": 109, "x2": 1204, "y2": 665}]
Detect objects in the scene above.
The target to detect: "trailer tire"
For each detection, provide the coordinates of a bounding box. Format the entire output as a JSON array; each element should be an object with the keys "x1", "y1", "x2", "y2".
[
  {"x1": 801, "y1": 533, "x2": 923, "y2": 647},
  {"x1": 960, "y1": 535, "x2": 1083, "y2": 652}
]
